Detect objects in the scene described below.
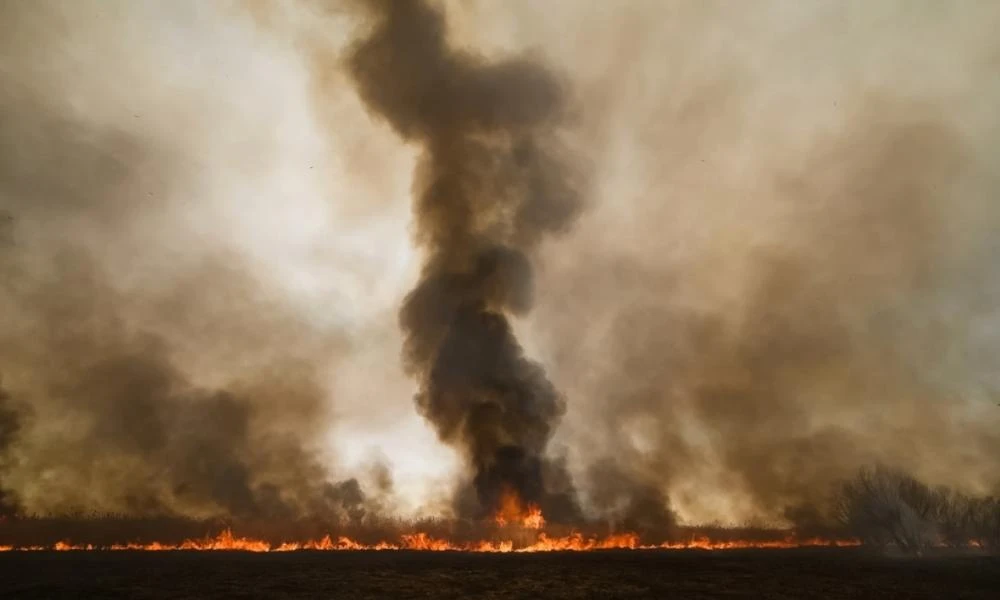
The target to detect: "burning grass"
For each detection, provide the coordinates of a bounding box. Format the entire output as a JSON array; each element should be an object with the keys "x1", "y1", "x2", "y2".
[
  {"x1": 2, "y1": 467, "x2": 997, "y2": 555},
  {"x1": 0, "y1": 512, "x2": 858, "y2": 553}
]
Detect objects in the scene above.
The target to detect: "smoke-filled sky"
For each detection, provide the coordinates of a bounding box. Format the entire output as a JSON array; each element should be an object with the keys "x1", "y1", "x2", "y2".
[{"x1": 1, "y1": 0, "x2": 999, "y2": 526}]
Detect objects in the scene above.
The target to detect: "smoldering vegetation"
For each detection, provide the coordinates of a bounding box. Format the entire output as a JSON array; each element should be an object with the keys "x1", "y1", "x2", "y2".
[
  {"x1": 2, "y1": 472, "x2": 1000, "y2": 556},
  {"x1": 3, "y1": 466, "x2": 1000, "y2": 555}
]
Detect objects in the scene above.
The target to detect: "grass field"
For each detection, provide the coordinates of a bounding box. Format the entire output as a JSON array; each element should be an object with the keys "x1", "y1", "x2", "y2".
[{"x1": 1, "y1": 548, "x2": 998, "y2": 599}]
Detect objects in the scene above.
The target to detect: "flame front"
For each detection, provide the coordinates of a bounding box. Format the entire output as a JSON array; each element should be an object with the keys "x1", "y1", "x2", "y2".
[
  {"x1": 0, "y1": 529, "x2": 861, "y2": 553},
  {"x1": 0, "y1": 502, "x2": 866, "y2": 552}
]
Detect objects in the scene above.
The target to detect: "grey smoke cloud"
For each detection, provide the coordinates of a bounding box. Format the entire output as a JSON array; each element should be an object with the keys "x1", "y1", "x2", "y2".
[
  {"x1": 0, "y1": 0, "x2": 383, "y2": 520},
  {"x1": 503, "y1": 0, "x2": 1000, "y2": 524}
]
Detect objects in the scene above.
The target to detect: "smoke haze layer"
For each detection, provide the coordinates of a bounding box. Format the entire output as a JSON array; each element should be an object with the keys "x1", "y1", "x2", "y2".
[
  {"x1": 0, "y1": 0, "x2": 390, "y2": 521},
  {"x1": 1, "y1": 0, "x2": 998, "y2": 530},
  {"x1": 494, "y1": 0, "x2": 1000, "y2": 524}
]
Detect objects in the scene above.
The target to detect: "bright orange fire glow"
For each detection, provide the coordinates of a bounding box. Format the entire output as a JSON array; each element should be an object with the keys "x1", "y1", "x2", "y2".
[
  {"x1": 0, "y1": 503, "x2": 866, "y2": 552},
  {"x1": 493, "y1": 487, "x2": 545, "y2": 529},
  {"x1": 0, "y1": 528, "x2": 861, "y2": 553}
]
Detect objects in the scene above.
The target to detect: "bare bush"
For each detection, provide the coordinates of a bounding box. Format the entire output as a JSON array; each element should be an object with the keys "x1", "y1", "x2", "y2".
[
  {"x1": 836, "y1": 465, "x2": 942, "y2": 553},
  {"x1": 835, "y1": 465, "x2": 1000, "y2": 554}
]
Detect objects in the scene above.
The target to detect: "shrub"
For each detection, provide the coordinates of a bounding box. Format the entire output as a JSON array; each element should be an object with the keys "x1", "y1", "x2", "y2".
[{"x1": 835, "y1": 465, "x2": 1000, "y2": 554}]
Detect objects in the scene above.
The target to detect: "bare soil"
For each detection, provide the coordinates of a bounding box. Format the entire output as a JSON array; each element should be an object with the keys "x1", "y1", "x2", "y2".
[{"x1": 1, "y1": 548, "x2": 997, "y2": 599}]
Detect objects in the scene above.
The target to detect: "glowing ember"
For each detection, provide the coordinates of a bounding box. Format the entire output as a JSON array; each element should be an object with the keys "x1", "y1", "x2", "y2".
[{"x1": 657, "y1": 536, "x2": 862, "y2": 550}]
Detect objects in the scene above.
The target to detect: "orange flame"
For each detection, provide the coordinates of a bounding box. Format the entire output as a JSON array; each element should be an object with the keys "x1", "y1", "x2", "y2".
[
  {"x1": 0, "y1": 502, "x2": 870, "y2": 553},
  {"x1": 493, "y1": 487, "x2": 545, "y2": 530},
  {"x1": 0, "y1": 528, "x2": 862, "y2": 553}
]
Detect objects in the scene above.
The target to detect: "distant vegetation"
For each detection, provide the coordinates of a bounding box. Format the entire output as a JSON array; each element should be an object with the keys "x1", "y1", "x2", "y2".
[
  {"x1": 835, "y1": 465, "x2": 1000, "y2": 553},
  {"x1": 2, "y1": 465, "x2": 998, "y2": 556}
]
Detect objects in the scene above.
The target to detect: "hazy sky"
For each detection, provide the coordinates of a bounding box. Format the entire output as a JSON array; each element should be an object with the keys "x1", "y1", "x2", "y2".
[{"x1": 1, "y1": 0, "x2": 998, "y2": 524}]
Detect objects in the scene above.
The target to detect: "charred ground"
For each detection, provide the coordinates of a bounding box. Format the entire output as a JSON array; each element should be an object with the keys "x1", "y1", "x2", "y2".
[{"x1": 1, "y1": 549, "x2": 997, "y2": 600}]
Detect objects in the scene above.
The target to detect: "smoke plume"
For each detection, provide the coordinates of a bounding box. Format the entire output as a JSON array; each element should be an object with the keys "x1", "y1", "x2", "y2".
[{"x1": 345, "y1": 0, "x2": 583, "y2": 518}]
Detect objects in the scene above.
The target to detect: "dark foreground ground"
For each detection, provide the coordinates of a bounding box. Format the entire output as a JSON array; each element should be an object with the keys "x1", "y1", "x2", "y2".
[{"x1": 1, "y1": 549, "x2": 998, "y2": 600}]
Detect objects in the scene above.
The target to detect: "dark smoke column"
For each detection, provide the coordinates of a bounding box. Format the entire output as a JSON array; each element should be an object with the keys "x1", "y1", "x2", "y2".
[{"x1": 347, "y1": 0, "x2": 581, "y2": 516}]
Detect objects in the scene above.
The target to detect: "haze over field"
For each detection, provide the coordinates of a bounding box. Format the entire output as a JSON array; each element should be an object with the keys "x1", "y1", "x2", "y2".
[{"x1": 1, "y1": 0, "x2": 998, "y2": 530}]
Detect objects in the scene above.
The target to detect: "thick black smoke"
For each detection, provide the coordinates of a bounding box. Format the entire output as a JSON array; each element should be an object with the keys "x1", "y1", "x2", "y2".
[{"x1": 346, "y1": 0, "x2": 583, "y2": 518}]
